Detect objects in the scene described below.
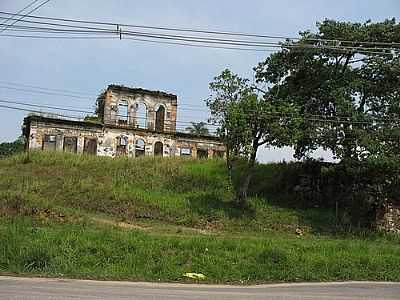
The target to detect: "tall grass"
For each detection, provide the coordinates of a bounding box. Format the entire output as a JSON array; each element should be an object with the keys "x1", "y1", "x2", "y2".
[
  {"x1": 1, "y1": 218, "x2": 400, "y2": 283},
  {"x1": 1, "y1": 152, "x2": 400, "y2": 283},
  {"x1": 0, "y1": 151, "x2": 339, "y2": 233}
]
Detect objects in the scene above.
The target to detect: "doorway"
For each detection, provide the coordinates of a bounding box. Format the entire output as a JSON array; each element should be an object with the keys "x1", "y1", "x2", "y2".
[
  {"x1": 83, "y1": 138, "x2": 97, "y2": 155},
  {"x1": 155, "y1": 105, "x2": 165, "y2": 132},
  {"x1": 154, "y1": 141, "x2": 163, "y2": 156}
]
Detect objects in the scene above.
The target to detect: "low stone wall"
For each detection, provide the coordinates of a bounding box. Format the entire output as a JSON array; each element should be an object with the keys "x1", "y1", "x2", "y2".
[{"x1": 375, "y1": 202, "x2": 400, "y2": 233}]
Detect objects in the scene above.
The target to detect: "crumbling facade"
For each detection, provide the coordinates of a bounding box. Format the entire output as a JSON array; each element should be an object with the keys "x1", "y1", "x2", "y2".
[{"x1": 23, "y1": 85, "x2": 226, "y2": 159}]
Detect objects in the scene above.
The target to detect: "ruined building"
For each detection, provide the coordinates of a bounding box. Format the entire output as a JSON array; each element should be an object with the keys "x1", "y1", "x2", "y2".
[{"x1": 23, "y1": 85, "x2": 226, "y2": 158}]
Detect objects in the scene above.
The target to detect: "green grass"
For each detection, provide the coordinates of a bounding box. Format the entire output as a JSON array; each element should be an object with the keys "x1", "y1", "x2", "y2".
[
  {"x1": 0, "y1": 151, "x2": 338, "y2": 234},
  {"x1": 1, "y1": 218, "x2": 400, "y2": 283},
  {"x1": 1, "y1": 151, "x2": 400, "y2": 283}
]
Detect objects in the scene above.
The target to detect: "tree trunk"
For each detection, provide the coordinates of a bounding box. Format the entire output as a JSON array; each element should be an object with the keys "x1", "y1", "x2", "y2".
[
  {"x1": 237, "y1": 170, "x2": 253, "y2": 209},
  {"x1": 225, "y1": 143, "x2": 233, "y2": 185},
  {"x1": 236, "y1": 148, "x2": 258, "y2": 209},
  {"x1": 343, "y1": 129, "x2": 354, "y2": 160}
]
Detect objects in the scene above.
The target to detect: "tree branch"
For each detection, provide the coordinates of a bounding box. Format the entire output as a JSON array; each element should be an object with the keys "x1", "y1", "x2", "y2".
[
  {"x1": 341, "y1": 52, "x2": 353, "y2": 75},
  {"x1": 349, "y1": 58, "x2": 370, "y2": 64},
  {"x1": 253, "y1": 86, "x2": 267, "y2": 95},
  {"x1": 334, "y1": 54, "x2": 345, "y2": 77},
  {"x1": 358, "y1": 94, "x2": 367, "y2": 113},
  {"x1": 257, "y1": 139, "x2": 269, "y2": 146}
]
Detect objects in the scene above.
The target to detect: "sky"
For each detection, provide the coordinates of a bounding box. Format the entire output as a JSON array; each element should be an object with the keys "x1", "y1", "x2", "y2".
[{"x1": 0, "y1": 0, "x2": 399, "y2": 162}]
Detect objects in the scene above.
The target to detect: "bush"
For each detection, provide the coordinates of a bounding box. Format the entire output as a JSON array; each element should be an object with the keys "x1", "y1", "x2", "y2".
[
  {"x1": 0, "y1": 137, "x2": 24, "y2": 159},
  {"x1": 247, "y1": 157, "x2": 400, "y2": 229}
]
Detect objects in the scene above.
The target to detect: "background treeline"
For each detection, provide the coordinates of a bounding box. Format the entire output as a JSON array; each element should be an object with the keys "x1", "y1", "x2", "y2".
[{"x1": 0, "y1": 137, "x2": 24, "y2": 159}]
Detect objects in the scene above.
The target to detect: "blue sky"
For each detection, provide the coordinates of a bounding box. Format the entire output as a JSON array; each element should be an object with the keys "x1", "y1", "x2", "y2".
[{"x1": 0, "y1": 0, "x2": 399, "y2": 162}]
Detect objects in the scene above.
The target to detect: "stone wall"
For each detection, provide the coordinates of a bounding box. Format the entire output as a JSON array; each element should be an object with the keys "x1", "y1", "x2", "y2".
[
  {"x1": 375, "y1": 202, "x2": 400, "y2": 233},
  {"x1": 103, "y1": 86, "x2": 177, "y2": 133},
  {"x1": 25, "y1": 116, "x2": 226, "y2": 159},
  {"x1": 27, "y1": 119, "x2": 102, "y2": 154}
]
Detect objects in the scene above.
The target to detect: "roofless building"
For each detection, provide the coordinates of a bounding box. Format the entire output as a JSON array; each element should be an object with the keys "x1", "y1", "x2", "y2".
[{"x1": 23, "y1": 85, "x2": 226, "y2": 159}]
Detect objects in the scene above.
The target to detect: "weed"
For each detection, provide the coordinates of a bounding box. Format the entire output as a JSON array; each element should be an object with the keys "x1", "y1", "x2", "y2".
[
  {"x1": 1, "y1": 152, "x2": 399, "y2": 283},
  {"x1": 0, "y1": 218, "x2": 399, "y2": 283},
  {"x1": 22, "y1": 247, "x2": 52, "y2": 271}
]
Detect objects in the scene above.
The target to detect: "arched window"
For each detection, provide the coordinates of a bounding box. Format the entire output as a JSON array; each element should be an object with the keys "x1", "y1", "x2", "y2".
[
  {"x1": 118, "y1": 101, "x2": 128, "y2": 125},
  {"x1": 155, "y1": 104, "x2": 165, "y2": 132},
  {"x1": 116, "y1": 135, "x2": 128, "y2": 156},
  {"x1": 154, "y1": 141, "x2": 163, "y2": 156},
  {"x1": 197, "y1": 148, "x2": 208, "y2": 159},
  {"x1": 135, "y1": 138, "x2": 145, "y2": 157},
  {"x1": 135, "y1": 102, "x2": 147, "y2": 129}
]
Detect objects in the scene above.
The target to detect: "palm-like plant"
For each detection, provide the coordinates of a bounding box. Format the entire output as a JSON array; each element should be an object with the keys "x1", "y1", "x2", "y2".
[{"x1": 185, "y1": 122, "x2": 209, "y2": 136}]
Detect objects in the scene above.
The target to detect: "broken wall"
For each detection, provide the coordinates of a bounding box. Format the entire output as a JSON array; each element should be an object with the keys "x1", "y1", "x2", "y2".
[
  {"x1": 25, "y1": 116, "x2": 226, "y2": 159},
  {"x1": 27, "y1": 119, "x2": 102, "y2": 154},
  {"x1": 103, "y1": 86, "x2": 177, "y2": 133}
]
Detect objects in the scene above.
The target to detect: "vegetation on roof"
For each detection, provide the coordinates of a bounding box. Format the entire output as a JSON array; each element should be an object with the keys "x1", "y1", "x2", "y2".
[{"x1": 108, "y1": 84, "x2": 177, "y2": 99}]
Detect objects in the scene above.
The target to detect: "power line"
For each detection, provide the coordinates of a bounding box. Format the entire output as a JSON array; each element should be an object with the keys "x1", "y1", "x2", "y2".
[
  {"x1": 0, "y1": 33, "x2": 276, "y2": 52},
  {"x1": 0, "y1": 80, "x2": 212, "y2": 110},
  {"x1": 0, "y1": 98, "x2": 92, "y2": 111},
  {"x1": 3, "y1": 79, "x2": 400, "y2": 123},
  {"x1": 2, "y1": 20, "x2": 397, "y2": 53},
  {"x1": 0, "y1": 80, "x2": 95, "y2": 96},
  {"x1": 0, "y1": 85, "x2": 95, "y2": 100},
  {"x1": 0, "y1": 103, "x2": 219, "y2": 134},
  {"x1": 3, "y1": 97, "x2": 400, "y2": 128},
  {"x1": 0, "y1": 99, "x2": 216, "y2": 127},
  {"x1": 3, "y1": 79, "x2": 400, "y2": 124},
  {"x1": 1, "y1": 77, "x2": 399, "y2": 127},
  {"x1": 0, "y1": 18, "x2": 284, "y2": 48},
  {"x1": 0, "y1": 103, "x2": 86, "y2": 121},
  {"x1": 123, "y1": 36, "x2": 274, "y2": 52},
  {"x1": 3, "y1": 20, "x2": 396, "y2": 55},
  {"x1": 0, "y1": 19, "x2": 278, "y2": 51},
  {"x1": 0, "y1": 0, "x2": 41, "y2": 30},
  {"x1": 0, "y1": 1, "x2": 51, "y2": 35},
  {"x1": 0, "y1": 15, "x2": 398, "y2": 55},
  {"x1": 0, "y1": 10, "x2": 399, "y2": 48},
  {"x1": 1, "y1": 32, "x2": 395, "y2": 56},
  {"x1": 3, "y1": 99, "x2": 400, "y2": 142},
  {"x1": 0, "y1": 10, "x2": 298, "y2": 41},
  {"x1": 0, "y1": 99, "x2": 93, "y2": 114},
  {"x1": 1, "y1": 33, "x2": 118, "y2": 40}
]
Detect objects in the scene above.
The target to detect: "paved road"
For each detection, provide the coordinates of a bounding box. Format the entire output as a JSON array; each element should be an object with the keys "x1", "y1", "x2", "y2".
[{"x1": 1, "y1": 276, "x2": 399, "y2": 299}]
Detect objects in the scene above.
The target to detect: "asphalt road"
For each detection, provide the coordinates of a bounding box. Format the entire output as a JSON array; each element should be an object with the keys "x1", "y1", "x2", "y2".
[{"x1": 1, "y1": 276, "x2": 400, "y2": 299}]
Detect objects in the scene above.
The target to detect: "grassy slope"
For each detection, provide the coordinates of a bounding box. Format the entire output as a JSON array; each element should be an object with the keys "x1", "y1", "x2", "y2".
[
  {"x1": 0, "y1": 151, "x2": 337, "y2": 233},
  {"x1": 1, "y1": 151, "x2": 399, "y2": 283}
]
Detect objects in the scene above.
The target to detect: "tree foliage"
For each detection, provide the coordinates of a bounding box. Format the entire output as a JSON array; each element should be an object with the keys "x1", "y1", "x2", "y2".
[
  {"x1": 206, "y1": 69, "x2": 300, "y2": 206},
  {"x1": 0, "y1": 137, "x2": 25, "y2": 159},
  {"x1": 185, "y1": 122, "x2": 209, "y2": 135},
  {"x1": 207, "y1": 19, "x2": 400, "y2": 209},
  {"x1": 255, "y1": 19, "x2": 400, "y2": 161}
]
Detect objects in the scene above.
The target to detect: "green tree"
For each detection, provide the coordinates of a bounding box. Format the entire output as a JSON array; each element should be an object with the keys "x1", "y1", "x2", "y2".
[
  {"x1": 207, "y1": 69, "x2": 300, "y2": 207},
  {"x1": 0, "y1": 136, "x2": 25, "y2": 159},
  {"x1": 185, "y1": 122, "x2": 210, "y2": 135},
  {"x1": 254, "y1": 19, "x2": 400, "y2": 162}
]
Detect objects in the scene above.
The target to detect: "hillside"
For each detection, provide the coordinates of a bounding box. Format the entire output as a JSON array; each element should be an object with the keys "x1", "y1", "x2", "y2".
[
  {"x1": 0, "y1": 151, "x2": 337, "y2": 234},
  {"x1": 1, "y1": 152, "x2": 400, "y2": 283}
]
